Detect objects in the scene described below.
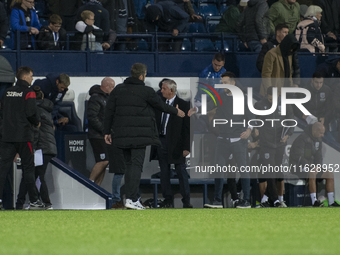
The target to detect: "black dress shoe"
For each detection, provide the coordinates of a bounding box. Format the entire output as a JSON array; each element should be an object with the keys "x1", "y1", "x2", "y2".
[
  {"x1": 159, "y1": 199, "x2": 174, "y2": 208},
  {"x1": 183, "y1": 204, "x2": 193, "y2": 208}
]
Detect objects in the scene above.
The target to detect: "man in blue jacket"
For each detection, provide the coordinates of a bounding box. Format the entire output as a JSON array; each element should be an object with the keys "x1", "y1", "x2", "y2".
[{"x1": 10, "y1": 0, "x2": 41, "y2": 49}]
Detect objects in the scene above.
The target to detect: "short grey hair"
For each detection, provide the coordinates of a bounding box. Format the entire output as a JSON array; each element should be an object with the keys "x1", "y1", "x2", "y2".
[{"x1": 163, "y1": 79, "x2": 177, "y2": 93}]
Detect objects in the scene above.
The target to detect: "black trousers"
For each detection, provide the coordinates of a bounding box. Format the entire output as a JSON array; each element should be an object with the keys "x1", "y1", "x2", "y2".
[
  {"x1": 157, "y1": 136, "x2": 190, "y2": 205},
  {"x1": 0, "y1": 142, "x2": 39, "y2": 203},
  {"x1": 17, "y1": 154, "x2": 54, "y2": 206},
  {"x1": 259, "y1": 146, "x2": 285, "y2": 203},
  {"x1": 116, "y1": 147, "x2": 146, "y2": 202}
]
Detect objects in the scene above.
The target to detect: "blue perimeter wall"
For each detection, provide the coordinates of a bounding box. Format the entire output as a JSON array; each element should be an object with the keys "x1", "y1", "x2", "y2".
[{"x1": 0, "y1": 51, "x2": 330, "y2": 78}]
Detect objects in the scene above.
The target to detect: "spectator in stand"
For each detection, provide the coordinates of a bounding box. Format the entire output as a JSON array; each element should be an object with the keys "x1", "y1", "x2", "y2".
[
  {"x1": 104, "y1": 0, "x2": 139, "y2": 51},
  {"x1": 10, "y1": 0, "x2": 42, "y2": 50},
  {"x1": 295, "y1": 5, "x2": 325, "y2": 53},
  {"x1": 48, "y1": 0, "x2": 82, "y2": 32},
  {"x1": 36, "y1": 14, "x2": 67, "y2": 50},
  {"x1": 264, "y1": 0, "x2": 300, "y2": 35},
  {"x1": 75, "y1": 10, "x2": 105, "y2": 51},
  {"x1": 260, "y1": 34, "x2": 300, "y2": 96},
  {"x1": 289, "y1": 122, "x2": 340, "y2": 207},
  {"x1": 145, "y1": 1, "x2": 189, "y2": 51},
  {"x1": 87, "y1": 77, "x2": 115, "y2": 185},
  {"x1": 299, "y1": 4, "x2": 308, "y2": 21},
  {"x1": 0, "y1": 2, "x2": 9, "y2": 49},
  {"x1": 76, "y1": 0, "x2": 112, "y2": 51},
  {"x1": 315, "y1": 0, "x2": 340, "y2": 52},
  {"x1": 167, "y1": 0, "x2": 202, "y2": 22},
  {"x1": 133, "y1": 0, "x2": 154, "y2": 20},
  {"x1": 315, "y1": 56, "x2": 340, "y2": 91},
  {"x1": 257, "y1": 24, "x2": 289, "y2": 72},
  {"x1": 194, "y1": 53, "x2": 226, "y2": 107},
  {"x1": 215, "y1": 0, "x2": 243, "y2": 34},
  {"x1": 238, "y1": 0, "x2": 269, "y2": 52},
  {"x1": 296, "y1": 72, "x2": 332, "y2": 127},
  {"x1": 16, "y1": 86, "x2": 57, "y2": 210}
]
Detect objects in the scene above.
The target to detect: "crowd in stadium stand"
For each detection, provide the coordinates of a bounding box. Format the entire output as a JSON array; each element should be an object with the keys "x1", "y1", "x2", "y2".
[{"x1": 0, "y1": 0, "x2": 339, "y2": 52}]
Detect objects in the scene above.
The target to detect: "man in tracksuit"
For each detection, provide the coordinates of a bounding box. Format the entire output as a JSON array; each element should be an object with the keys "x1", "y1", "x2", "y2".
[
  {"x1": 255, "y1": 86, "x2": 294, "y2": 207},
  {"x1": 0, "y1": 66, "x2": 44, "y2": 210}
]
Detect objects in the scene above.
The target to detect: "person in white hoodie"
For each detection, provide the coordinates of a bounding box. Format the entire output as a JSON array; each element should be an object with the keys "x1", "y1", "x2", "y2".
[{"x1": 75, "y1": 10, "x2": 104, "y2": 51}]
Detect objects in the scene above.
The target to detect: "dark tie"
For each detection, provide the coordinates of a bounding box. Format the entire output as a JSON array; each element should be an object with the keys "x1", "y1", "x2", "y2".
[{"x1": 160, "y1": 100, "x2": 169, "y2": 135}]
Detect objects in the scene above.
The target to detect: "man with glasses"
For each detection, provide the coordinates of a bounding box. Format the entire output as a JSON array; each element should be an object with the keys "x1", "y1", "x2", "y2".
[
  {"x1": 36, "y1": 14, "x2": 67, "y2": 50},
  {"x1": 10, "y1": 0, "x2": 41, "y2": 49}
]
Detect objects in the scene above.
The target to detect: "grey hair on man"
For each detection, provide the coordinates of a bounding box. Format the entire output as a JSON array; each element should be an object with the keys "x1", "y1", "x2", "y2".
[{"x1": 162, "y1": 79, "x2": 177, "y2": 93}]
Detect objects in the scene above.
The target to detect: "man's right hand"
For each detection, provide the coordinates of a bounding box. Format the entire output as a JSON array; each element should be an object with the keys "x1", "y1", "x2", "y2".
[
  {"x1": 104, "y1": 134, "x2": 112, "y2": 145},
  {"x1": 188, "y1": 107, "x2": 197, "y2": 117},
  {"x1": 176, "y1": 105, "x2": 185, "y2": 117}
]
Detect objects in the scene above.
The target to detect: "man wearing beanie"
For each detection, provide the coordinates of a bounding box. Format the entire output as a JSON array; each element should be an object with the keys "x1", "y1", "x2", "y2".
[{"x1": 145, "y1": 1, "x2": 189, "y2": 51}]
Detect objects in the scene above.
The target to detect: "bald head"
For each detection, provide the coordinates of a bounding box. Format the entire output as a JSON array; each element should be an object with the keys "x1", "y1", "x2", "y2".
[
  {"x1": 312, "y1": 122, "x2": 325, "y2": 138},
  {"x1": 101, "y1": 77, "x2": 115, "y2": 94}
]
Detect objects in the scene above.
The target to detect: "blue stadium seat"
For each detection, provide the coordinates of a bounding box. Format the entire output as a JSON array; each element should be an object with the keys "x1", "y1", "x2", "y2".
[
  {"x1": 181, "y1": 38, "x2": 192, "y2": 51},
  {"x1": 215, "y1": 40, "x2": 231, "y2": 51},
  {"x1": 35, "y1": 0, "x2": 47, "y2": 17},
  {"x1": 199, "y1": 3, "x2": 219, "y2": 18},
  {"x1": 138, "y1": 39, "x2": 149, "y2": 51},
  {"x1": 206, "y1": 15, "x2": 221, "y2": 33},
  {"x1": 189, "y1": 22, "x2": 207, "y2": 33},
  {"x1": 194, "y1": 39, "x2": 215, "y2": 51},
  {"x1": 39, "y1": 18, "x2": 49, "y2": 26},
  {"x1": 219, "y1": 4, "x2": 229, "y2": 14}
]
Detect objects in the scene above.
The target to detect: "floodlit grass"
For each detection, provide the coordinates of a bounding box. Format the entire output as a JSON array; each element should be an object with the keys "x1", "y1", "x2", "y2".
[{"x1": 0, "y1": 208, "x2": 339, "y2": 255}]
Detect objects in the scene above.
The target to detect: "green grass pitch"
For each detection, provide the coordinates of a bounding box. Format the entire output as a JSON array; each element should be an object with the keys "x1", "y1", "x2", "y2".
[{"x1": 0, "y1": 208, "x2": 339, "y2": 255}]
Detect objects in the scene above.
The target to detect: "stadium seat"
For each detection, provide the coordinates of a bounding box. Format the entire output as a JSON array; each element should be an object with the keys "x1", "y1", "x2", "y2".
[
  {"x1": 215, "y1": 40, "x2": 231, "y2": 51},
  {"x1": 189, "y1": 22, "x2": 207, "y2": 33},
  {"x1": 206, "y1": 15, "x2": 221, "y2": 33},
  {"x1": 219, "y1": 3, "x2": 229, "y2": 14},
  {"x1": 137, "y1": 39, "x2": 149, "y2": 51},
  {"x1": 194, "y1": 39, "x2": 215, "y2": 51},
  {"x1": 199, "y1": 3, "x2": 219, "y2": 18},
  {"x1": 181, "y1": 38, "x2": 192, "y2": 51}
]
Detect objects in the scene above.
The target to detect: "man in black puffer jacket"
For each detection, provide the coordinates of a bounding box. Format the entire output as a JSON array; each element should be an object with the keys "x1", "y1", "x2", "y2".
[
  {"x1": 87, "y1": 77, "x2": 115, "y2": 186},
  {"x1": 104, "y1": 63, "x2": 185, "y2": 210},
  {"x1": 238, "y1": 0, "x2": 268, "y2": 52}
]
